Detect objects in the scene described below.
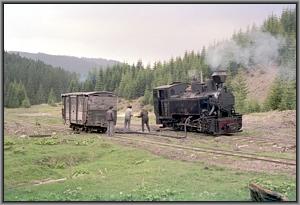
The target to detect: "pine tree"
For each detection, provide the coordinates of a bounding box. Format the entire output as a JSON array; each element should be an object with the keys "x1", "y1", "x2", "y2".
[
  {"x1": 262, "y1": 13, "x2": 283, "y2": 35},
  {"x1": 22, "y1": 93, "x2": 31, "y2": 108},
  {"x1": 6, "y1": 81, "x2": 20, "y2": 108},
  {"x1": 264, "y1": 78, "x2": 283, "y2": 111},
  {"x1": 231, "y1": 71, "x2": 249, "y2": 113},
  {"x1": 83, "y1": 69, "x2": 97, "y2": 91},
  {"x1": 246, "y1": 99, "x2": 260, "y2": 113},
  {"x1": 68, "y1": 78, "x2": 79, "y2": 92},
  {"x1": 134, "y1": 71, "x2": 146, "y2": 97},
  {"x1": 16, "y1": 82, "x2": 26, "y2": 105},
  {"x1": 278, "y1": 80, "x2": 296, "y2": 110},
  {"x1": 36, "y1": 84, "x2": 45, "y2": 104},
  {"x1": 142, "y1": 86, "x2": 153, "y2": 105},
  {"x1": 95, "y1": 69, "x2": 104, "y2": 91},
  {"x1": 48, "y1": 88, "x2": 57, "y2": 106}
]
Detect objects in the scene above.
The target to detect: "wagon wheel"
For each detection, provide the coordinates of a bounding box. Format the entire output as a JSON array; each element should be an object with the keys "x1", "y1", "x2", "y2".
[{"x1": 102, "y1": 128, "x2": 107, "y2": 133}]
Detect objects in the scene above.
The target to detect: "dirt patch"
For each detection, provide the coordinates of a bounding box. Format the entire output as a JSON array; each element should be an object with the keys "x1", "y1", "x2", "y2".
[
  {"x1": 244, "y1": 65, "x2": 279, "y2": 103},
  {"x1": 4, "y1": 120, "x2": 71, "y2": 136},
  {"x1": 117, "y1": 97, "x2": 153, "y2": 116},
  {"x1": 17, "y1": 113, "x2": 52, "y2": 117}
]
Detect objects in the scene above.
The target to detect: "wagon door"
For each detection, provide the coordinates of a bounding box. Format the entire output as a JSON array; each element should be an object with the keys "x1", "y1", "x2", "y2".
[
  {"x1": 82, "y1": 96, "x2": 88, "y2": 124},
  {"x1": 100, "y1": 95, "x2": 118, "y2": 124},
  {"x1": 65, "y1": 96, "x2": 70, "y2": 124},
  {"x1": 70, "y1": 96, "x2": 77, "y2": 124},
  {"x1": 86, "y1": 95, "x2": 105, "y2": 126},
  {"x1": 86, "y1": 94, "x2": 117, "y2": 126},
  {"x1": 77, "y1": 95, "x2": 84, "y2": 124}
]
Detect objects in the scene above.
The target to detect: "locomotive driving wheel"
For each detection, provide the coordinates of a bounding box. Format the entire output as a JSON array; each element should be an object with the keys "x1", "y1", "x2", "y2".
[{"x1": 198, "y1": 112, "x2": 209, "y2": 133}]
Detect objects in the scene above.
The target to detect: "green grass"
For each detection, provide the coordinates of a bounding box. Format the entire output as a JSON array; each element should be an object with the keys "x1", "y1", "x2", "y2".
[
  {"x1": 4, "y1": 105, "x2": 297, "y2": 201},
  {"x1": 4, "y1": 134, "x2": 296, "y2": 201},
  {"x1": 4, "y1": 104, "x2": 62, "y2": 125}
]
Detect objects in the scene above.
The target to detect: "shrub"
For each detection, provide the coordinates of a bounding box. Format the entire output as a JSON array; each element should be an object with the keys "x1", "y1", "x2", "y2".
[{"x1": 246, "y1": 99, "x2": 261, "y2": 113}]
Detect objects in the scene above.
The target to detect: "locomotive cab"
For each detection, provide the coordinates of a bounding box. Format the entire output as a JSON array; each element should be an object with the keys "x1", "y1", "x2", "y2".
[{"x1": 153, "y1": 82, "x2": 188, "y2": 125}]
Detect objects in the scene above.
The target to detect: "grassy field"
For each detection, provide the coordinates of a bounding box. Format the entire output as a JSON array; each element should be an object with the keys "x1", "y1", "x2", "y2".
[{"x1": 3, "y1": 105, "x2": 297, "y2": 201}]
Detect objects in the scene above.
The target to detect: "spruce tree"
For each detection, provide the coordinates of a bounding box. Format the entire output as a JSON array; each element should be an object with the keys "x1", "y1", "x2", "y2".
[
  {"x1": 231, "y1": 71, "x2": 249, "y2": 113},
  {"x1": 142, "y1": 86, "x2": 152, "y2": 105},
  {"x1": 22, "y1": 93, "x2": 31, "y2": 108},
  {"x1": 264, "y1": 78, "x2": 283, "y2": 111},
  {"x1": 68, "y1": 79, "x2": 79, "y2": 92},
  {"x1": 16, "y1": 82, "x2": 26, "y2": 105},
  {"x1": 48, "y1": 88, "x2": 57, "y2": 106},
  {"x1": 278, "y1": 80, "x2": 296, "y2": 110},
  {"x1": 246, "y1": 99, "x2": 260, "y2": 113},
  {"x1": 36, "y1": 84, "x2": 45, "y2": 104},
  {"x1": 95, "y1": 69, "x2": 104, "y2": 91},
  {"x1": 7, "y1": 81, "x2": 20, "y2": 108}
]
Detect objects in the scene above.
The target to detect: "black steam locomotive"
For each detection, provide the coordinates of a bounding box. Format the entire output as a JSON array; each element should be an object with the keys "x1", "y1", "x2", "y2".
[{"x1": 153, "y1": 71, "x2": 242, "y2": 135}]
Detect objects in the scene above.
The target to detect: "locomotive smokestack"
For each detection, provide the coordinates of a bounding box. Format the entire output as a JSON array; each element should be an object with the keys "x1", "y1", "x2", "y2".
[{"x1": 212, "y1": 70, "x2": 227, "y2": 84}]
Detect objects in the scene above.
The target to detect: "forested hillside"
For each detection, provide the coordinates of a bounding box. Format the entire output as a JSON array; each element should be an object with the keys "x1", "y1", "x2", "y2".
[
  {"x1": 4, "y1": 52, "x2": 79, "y2": 108},
  {"x1": 4, "y1": 8, "x2": 296, "y2": 113},
  {"x1": 8, "y1": 51, "x2": 120, "y2": 78}
]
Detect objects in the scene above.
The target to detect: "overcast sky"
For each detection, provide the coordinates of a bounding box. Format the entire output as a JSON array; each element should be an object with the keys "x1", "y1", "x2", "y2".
[{"x1": 4, "y1": 4, "x2": 295, "y2": 65}]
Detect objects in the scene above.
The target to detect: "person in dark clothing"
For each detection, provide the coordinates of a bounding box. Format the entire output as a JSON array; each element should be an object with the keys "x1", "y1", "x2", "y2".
[
  {"x1": 137, "y1": 107, "x2": 150, "y2": 132},
  {"x1": 106, "y1": 106, "x2": 115, "y2": 136}
]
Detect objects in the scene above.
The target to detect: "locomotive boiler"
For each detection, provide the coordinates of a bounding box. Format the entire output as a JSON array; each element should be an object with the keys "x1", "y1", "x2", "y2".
[{"x1": 153, "y1": 71, "x2": 242, "y2": 135}]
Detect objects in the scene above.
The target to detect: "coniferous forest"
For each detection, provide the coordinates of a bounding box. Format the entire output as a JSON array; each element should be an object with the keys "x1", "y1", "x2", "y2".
[{"x1": 4, "y1": 8, "x2": 296, "y2": 113}]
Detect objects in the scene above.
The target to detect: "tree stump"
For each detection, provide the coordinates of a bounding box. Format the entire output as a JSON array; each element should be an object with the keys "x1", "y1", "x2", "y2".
[{"x1": 249, "y1": 183, "x2": 288, "y2": 202}]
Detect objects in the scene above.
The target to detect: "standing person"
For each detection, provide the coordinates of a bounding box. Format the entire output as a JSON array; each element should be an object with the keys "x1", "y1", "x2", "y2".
[
  {"x1": 124, "y1": 105, "x2": 133, "y2": 131},
  {"x1": 137, "y1": 107, "x2": 150, "y2": 132},
  {"x1": 105, "y1": 106, "x2": 115, "y2": 136}
]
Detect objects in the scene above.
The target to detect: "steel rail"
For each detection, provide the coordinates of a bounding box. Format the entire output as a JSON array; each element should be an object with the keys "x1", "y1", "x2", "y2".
[
  {"x1": 116, "y1": 131, "x2": 295, "y2": 161},
  {"x1": 157, "y1": 128, "x2": 295, "y2": 145},
  {"x1": 112, "y1": 134, "x2": 296, "y2": 166}
]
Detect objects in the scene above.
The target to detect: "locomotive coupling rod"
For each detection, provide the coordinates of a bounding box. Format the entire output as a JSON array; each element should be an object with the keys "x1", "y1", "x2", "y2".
[{"x1": 184, "y1": 116, "x2": 193, "y2": 138}]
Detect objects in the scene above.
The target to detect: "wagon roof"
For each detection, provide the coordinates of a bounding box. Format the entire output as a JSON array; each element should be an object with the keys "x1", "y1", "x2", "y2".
[{"x1": 61, "y1": 91, "x2": 115, "y2": 97}]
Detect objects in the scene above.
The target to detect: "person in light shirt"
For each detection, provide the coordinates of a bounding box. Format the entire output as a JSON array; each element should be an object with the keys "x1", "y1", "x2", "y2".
[{"x1": 124, "y1": 105, "x2": 133, "y2": 131}]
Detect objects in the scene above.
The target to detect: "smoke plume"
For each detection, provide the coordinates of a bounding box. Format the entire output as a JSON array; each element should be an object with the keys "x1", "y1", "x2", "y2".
[{"x1": 205, "y1": 31, "x2": 285, "y2": 71}]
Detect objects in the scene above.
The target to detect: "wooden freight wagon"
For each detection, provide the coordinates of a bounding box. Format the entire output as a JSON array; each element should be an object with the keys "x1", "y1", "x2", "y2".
[{"x1": 61, "y1": 91, "x2": 117, "y2": 132}]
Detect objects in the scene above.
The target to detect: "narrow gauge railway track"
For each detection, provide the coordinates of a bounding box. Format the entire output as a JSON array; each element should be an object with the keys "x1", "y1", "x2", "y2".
[
  {"x1": 113, "y1": 132, "x2": 296, "y2": 166},
  {"x1": 156, "y1": 129, "x2": 295, "y2": 145},
  {"x1": 115, "y1": 131, "x2": 186, "y2": 139},
  {"x1": 212, "y1": 135, "x2": 294, "y2": 146}
]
